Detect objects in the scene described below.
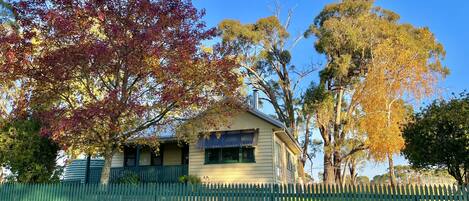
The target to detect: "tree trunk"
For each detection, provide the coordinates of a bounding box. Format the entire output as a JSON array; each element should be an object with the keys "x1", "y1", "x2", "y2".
[
  {"x1": 333, "y1": 149, "x2": 342, "y2": 184},
  {"x1": 0, "y1": 167, "x2": 3, "y2": 184},
  {"x1": 349, "y1": 159, "x2": 357, "y2": 186},
  {"x1": 297, "y1": 114, "x2": 311, "y2": 183},
  {"x1": 323, "y1": 151, "x2": 335, "y2": 184},
  {"x1": 465, "y1": 166, "x2": 469, "y2": 185},
  {"x1": 388, "y1": 153, "x2": 396, "y2": 187},
  {"x1": 331, "y1": 88, "x2": 344, "y2": 185},
  {"x1": 100, "y1": 149, "x2": 114, "y2": 185},
  {"x1": 301, "y1": 114, "x2": 311, "y2": 166},
  {"x1": 341, "y1": 159, "x2": 349, "y2": 187}
]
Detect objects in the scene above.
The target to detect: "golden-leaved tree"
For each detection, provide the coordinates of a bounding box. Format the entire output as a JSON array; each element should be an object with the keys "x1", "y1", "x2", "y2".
[{"x1": 305, "y1": 0, "x2": 448, "y2": 185}]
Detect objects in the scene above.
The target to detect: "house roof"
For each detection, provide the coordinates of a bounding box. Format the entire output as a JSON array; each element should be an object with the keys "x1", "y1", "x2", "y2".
[
  {"x1": 246, "y1": 107, "x2": 286, "y2": 129},
  {"x1": 246, "y1": 107, "x2": 302, "y2": 152},
  {"x1": 131, "y1": 104, "x2": 302, "y2": 153}
]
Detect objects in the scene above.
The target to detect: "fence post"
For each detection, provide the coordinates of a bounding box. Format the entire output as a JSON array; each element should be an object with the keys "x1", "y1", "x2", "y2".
[{"x1": 270, "y1": 183, "x2": 275, "y2": 201}]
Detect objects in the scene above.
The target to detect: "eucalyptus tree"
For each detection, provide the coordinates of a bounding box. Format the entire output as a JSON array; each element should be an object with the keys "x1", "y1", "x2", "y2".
[{"x1": 306, "y1": 0, "x2": 448, "y2": 185}]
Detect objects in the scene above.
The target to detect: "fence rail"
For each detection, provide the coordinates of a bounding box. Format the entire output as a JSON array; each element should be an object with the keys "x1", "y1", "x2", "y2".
[
  {"x1": 85, "y1": 165, "x2": 188, "y2": 183},
  {"x1": 0, "y1": 183, "x2": 467, "y2": 201}
]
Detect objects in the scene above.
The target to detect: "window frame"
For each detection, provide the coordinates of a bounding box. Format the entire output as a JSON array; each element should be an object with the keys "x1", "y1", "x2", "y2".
[
  {"x1": 124, "y1": 146, "x2": 137, "y2": 167},
  {"x1": 204, "y1": 146, "x2": 256, "y2": 164},
  {"x1": 150, "y1": 151, "x2": 163, "y2": 166}
]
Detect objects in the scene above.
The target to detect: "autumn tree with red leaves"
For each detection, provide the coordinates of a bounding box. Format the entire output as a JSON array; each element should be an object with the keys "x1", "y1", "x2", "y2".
[{"x1": 0, "y1": 0, "x2": 240, "y2": 184}]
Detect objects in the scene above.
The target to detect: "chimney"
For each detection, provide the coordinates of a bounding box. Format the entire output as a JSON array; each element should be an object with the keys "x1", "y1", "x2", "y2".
[{"x1": 252, "y1": 89, "x2": 259, "y2": 110}]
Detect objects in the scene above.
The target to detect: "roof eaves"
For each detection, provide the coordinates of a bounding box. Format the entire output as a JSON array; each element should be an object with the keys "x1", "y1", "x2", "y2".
[{"x1": 246, "y1": 107, "x2": 302, "y2": 151}]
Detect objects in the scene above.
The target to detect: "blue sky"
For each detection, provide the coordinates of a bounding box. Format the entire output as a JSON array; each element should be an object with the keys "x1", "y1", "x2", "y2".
[{"x1": 192, "y1": 0, "x2": 469, "y2": 181}]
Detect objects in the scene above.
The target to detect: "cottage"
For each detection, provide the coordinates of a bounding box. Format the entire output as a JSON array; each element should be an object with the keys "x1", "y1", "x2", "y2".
[{"x1": 64, "y1": 102, "x2": 302, "y2": 184}]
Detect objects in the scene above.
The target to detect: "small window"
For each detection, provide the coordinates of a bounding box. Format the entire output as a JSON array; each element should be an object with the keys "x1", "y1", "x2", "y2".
[
  {"x1": 274, "y1": 142, "x2": 283, "y2": 180},
  {"x1": 286, "y1": 151, "x2": 293, "y2": 170},
  {"x1": 205, "y1": 147, "x2": 255, "y2": 164},
  {"x1": 206, "y1": 149, "x2": 220, "y2": 164},
  {"x1": 241, "y1": 147, "x2": 255, "y2": 163},
  {"x1": 124, "y1": 147, "x2": 137, "y2": 167},
  {"x1": 221, "y1": 147, "x2": 239, "y2": 163},
  {"x1": 151, "y1": 152, "x2": 162, "y2": 166}
]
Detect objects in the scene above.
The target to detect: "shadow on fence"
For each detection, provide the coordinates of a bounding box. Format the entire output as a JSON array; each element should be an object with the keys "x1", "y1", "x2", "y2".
[{"x1": 0, "y1": 183, "x2": 467, "y2": 201}]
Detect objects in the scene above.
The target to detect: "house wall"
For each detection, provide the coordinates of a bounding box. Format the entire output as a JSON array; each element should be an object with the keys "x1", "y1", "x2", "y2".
[
  {"x1": 188, "y1": 111, "x2": 276, "y2": 183},
  {"x1": 273, "y1": 134, "x2": 298, "y2": 184},
  {"x1": 111, "y1": 152, "x2": 124, "y2": 168},
  {"x1": 163, "y1": 144, "x2": 182, "y2": 165},
  {"x1": 110, "y1": 144, "x2": 182, "y2": 168}
]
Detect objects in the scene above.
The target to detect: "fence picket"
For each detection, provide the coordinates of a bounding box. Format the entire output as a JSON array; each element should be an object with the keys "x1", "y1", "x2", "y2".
[{"x1": 0, "y1": 183, "x2": 468, "y2": 201}]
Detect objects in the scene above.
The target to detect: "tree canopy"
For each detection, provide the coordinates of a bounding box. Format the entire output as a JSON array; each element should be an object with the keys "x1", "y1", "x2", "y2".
[
  {"x1": 218, "y1": 13, "x2": 317, "y2": 180},
  {"x1": 305, "y1": 0, "x2": 448, "y2": 185},
  {"x1": 0, "y1": 0, "x2": 241, "y2": 184},
  {"x1": 403, "y1": 92, "x2": 469, "y2": 185},
  {"x1": 0, "y1": 119, "x2": 60, "y2": 183}
]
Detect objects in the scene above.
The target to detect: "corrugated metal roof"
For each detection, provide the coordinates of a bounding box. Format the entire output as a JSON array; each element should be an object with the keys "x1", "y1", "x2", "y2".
[{"x1": 63, "y1": 159, "x2": 104, "y2": 183}]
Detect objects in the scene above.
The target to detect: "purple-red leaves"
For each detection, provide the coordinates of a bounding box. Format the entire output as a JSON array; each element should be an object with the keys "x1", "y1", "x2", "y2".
[{"x1": 1, "y1": 0, "x2": 241, "y2": 155}]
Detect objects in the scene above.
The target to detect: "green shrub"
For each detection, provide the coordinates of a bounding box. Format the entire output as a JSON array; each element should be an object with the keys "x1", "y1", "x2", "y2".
[
  {"x1": 115, "y1": 171, "x2": 140, "y2": 184},
  {"x1": 178, "y1": 175, "x2": 201, "y2": 184}
]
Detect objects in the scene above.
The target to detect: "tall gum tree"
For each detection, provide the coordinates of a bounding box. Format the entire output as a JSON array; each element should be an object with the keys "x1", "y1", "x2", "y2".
[
  {"x1": 305, "y1": 0, "x2": 448, "y2": 184},
  {"x1": 0, "y1": 0, "x2": 241, "y2": 184},
  {"x1": 218, "y1": 14, "x2": 316, "y2": 180}
]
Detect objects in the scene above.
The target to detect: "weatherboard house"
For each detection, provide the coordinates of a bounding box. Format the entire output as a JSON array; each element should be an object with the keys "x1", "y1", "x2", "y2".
[{"x1": 64, "y1": 94, "x2": 301, "y2": 184}]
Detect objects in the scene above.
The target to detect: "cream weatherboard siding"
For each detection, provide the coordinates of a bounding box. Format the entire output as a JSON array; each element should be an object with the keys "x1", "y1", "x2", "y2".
[
  {"x1": 111, "y1": 152, "x2": 124, "y2": 168},
  {"x1": 274, "y1": 134, "x2": 298, "y2": 184},
  {"x1": 163, "y1": 144, "x2": 182, "y2": 165},
  {"x1": 188, "y1": 111, "x2": 276, "y2": 183}
]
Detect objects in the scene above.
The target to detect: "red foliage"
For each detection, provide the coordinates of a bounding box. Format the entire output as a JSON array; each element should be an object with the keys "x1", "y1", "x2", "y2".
[{"x1": 1, "y1": 0, "x2": 240, "y2": 152}]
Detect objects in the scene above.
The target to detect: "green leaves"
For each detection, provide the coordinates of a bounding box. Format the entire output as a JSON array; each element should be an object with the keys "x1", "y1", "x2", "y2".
[
  {"x1": 402, "y1": 92, "x2": 469, "y2": 184},
  {"x1": 0, "y1": 119, "x2": 60, "y2": 183}
]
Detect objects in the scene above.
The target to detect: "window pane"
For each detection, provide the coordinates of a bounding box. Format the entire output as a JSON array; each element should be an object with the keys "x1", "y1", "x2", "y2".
[
  {"x1": 125, "y1": 158, "x2": 135, "y2": 167},
  {"x1": 242, "y1": 147, "x2": 255, "y2": 162},
  {"x1": 221, "y1": 147, "x2": 239, "y2": 163},
  {"x1": 151, "y1": 153, "x2": 162, "y2": 166},
  {"x1": 274, "y1": 142, "x2": 282, "y2": 180},
  {"x1": 124, "y1": 147, "x2": 136, "y2": 167},
  {"x1": 206, "y1": 149, "x2": 220, "y2": 164}
]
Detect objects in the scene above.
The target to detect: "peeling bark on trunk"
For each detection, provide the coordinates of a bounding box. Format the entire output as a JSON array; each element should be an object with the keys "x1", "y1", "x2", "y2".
[
  {"x1": 100, "y1": 149, "x2": 114, "y2": 185},
  {"x1": 388, "y1": 153, "x2": 396, "y2": 187}
]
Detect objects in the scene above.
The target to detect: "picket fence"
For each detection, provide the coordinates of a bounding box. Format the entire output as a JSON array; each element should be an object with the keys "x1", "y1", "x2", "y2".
[{"x1": 0, "y1": 183, "x2": 467, "y2": 201}]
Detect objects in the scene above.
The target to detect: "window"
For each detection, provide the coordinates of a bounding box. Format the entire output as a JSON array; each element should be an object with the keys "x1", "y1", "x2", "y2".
[
  {"x1": 274, "y1": 142, "x2": 283, "y2": 181},
  {"x1": 124, "y1": 147, "x2": 137, "y2": 167},
  {"x1": 151, "y1": 152, "x2": 162, "y2": 166},
  {"x1": 286, "y1": 151, "x2": 293, "y2": 171},
  {"x1": 205, "y1": 147, "x2": 255, "y2": 164}
]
